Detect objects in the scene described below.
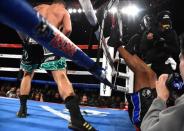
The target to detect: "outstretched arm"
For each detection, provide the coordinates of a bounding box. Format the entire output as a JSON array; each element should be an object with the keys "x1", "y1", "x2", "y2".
[
  {"x1": 117, "y1": 46, "x2": 150, "y2": 73},
  {"x1": 117, "y1": 45, "x2": 157, "y2": 91}
]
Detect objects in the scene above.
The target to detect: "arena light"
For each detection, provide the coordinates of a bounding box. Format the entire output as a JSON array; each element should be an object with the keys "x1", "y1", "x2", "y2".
[
  {"x1": 72, "y1": 9, "x2": 77, "y2": 13},
  {"x1": 68, "y1": 8, "x2": 84, "y2": 14},
  {"x1": 121, "y1": 4, "x2": 140, "y2": 17},
  {"x1": 68, "y1": 8, "x2": 72, "y2": 14},
  {"x1": 109, "y1": 7, "x2": 117, "y2": 14},
  {"x1": 77, "y1": 8, "x2": 82, "y2": 13}
]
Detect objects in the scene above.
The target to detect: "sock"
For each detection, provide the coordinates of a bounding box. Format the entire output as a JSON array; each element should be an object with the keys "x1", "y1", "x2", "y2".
[
  {"x1": 19, "y1": 95, "x2": 28, "y2": 109},
  {"x1": 65, "y1": 95, "x2": 84, "y2": 123}
]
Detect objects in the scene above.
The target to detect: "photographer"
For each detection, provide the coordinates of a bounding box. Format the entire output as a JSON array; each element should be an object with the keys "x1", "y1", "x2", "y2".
[
  {"x1": 6, "y1": 87, "x2": 16, "y2": 98},
  {"x1": 141, "y1": 34, "x2": 184, "y2": 131}
]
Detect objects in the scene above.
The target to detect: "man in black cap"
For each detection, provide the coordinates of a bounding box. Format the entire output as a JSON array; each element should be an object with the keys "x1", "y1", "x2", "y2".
[{"x1": 139, "y1": 10, "x2": 180, "y2": 77}]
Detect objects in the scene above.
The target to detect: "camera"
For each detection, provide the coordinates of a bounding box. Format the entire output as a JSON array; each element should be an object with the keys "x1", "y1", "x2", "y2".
[
  {"x1": 166, "y1": 73, "x2": 184, "y2": 105},
  {"x1": 166, "y1": 73, "x2": 184, "y2": 92}
]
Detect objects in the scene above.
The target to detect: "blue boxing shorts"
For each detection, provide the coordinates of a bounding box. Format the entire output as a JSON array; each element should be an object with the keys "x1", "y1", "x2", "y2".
[{"x1": 126, "y1": 87, "x2": 156, "y2": 128}]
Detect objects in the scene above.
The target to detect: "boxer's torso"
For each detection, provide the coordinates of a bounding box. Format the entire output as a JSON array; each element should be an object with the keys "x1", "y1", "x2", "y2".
[{"x1": 35, "y1": 4, "x2": 66, "y2": 29}]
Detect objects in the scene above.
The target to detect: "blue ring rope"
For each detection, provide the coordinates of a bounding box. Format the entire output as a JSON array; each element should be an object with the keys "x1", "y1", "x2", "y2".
[{"x1": 0, "y1": 77, "x2": 100, "y2": 90}]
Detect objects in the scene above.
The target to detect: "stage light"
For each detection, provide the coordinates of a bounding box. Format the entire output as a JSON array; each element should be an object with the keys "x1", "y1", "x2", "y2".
[
  {"x1": 78, "y1": 8, "x2": 82, "y2": 13},
  {"x1": 109, "y1": 7, "x2": 117, "y2": 14},
  {"x1": 68, "y1": 8, "x2": 72, "y2": 14},
  {"x1": 121, "y1": 4, "x2": 141, "y2": 17},
  {"x1": 72, "y1": 9, "x2": 77, "y2": 13}
]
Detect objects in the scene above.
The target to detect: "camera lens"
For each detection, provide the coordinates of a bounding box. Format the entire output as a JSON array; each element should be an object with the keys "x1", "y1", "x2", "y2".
[{"x1": 166, "y1": 73, "x2": 183, "y2": 90}]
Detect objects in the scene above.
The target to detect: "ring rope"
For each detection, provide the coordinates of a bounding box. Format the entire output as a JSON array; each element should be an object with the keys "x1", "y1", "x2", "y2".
[
  {"x1": 0, "y1": 76, "x2": 129, "y2": 93},
  {"x1": 0, "y1": 53, "x2": 103, "y2": 62},
  {"x1": 0, "y1": 76, "x2": 100, "y2": 90},
  {"x1": 0, "y1": 43, "x2": 99, "y2": 50},
  {"x1": 0, "y1": 67, "x2": 92, "y2": 75}
]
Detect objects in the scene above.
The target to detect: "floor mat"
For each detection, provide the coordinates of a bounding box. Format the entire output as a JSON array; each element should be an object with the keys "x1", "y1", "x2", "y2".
[{"x1": 0, "y1": 97, "x2": 135, "y2": 131}]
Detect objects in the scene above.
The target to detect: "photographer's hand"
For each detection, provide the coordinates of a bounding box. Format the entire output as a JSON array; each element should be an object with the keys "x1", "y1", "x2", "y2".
[{"x1": 156, "y1": 74, "x2": 170, "y2": 102}]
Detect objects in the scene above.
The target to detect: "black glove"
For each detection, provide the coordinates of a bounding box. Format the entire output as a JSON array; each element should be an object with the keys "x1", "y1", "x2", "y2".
[{"x1": 107, "y1": 24, "x2": 123, "y2": 49}]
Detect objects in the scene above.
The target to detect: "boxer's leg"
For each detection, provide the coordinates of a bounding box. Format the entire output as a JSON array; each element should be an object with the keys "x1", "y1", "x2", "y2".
[
  {"x1": 41, "y1": 57, "x2": 96, "y2": 131},
  {"x1": 17, "y1": 68, "x2": 35, "y2": 118},
  {"x1": 17, "y1": 39, "x2": 43, "y2": 118},
  {"x1": 52, "y1": 70, "x2": 95, "y2": 130}
]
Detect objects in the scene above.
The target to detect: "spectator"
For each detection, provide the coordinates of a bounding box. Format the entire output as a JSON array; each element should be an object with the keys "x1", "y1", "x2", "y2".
[
  {"x1": 52, "y1": 92, "x2": 63, "y2": 103},
  {"x1": 115, "y1": 96, "x2": 121, "y2": 108},
  {"x1": 0, "y1": 85, "x2": 6, "y2": 97},
  {"x1": 6, "y1": 87, "x2": 16, "y2": 98},
  {"x1": 124, "y1": 101, "x2": 128, "y2": 110},
  {"x1": 99, "y1": 97, "x2": 109, "y2": 108},
  {"x1": 141, "y1": 33, "x2": 184, "y2": 131},
  {"x1": 15, "y1": 88, "x2": 20, "y2": 98},
  {"x1": 88, "y1": 93, "x2": 96, "y2": 106},
  {"x1": 80, "y1": 94, "x2": 88, "y2": 106},
  {"x1": 110, "y1": 96, "x2": 116, "y2": 108},
  {"x1": 139, "y1": 11, "x2": 180, "y2": 76},
  {"x1": 119, "y1": 101, "x2": 125, "y2": 109},
  {"x1": 33, "y1": 92, "x2": 41, "y2": 101},
  {"x1": 1, "y1": 81, "x2": 127, "y2": 110}
]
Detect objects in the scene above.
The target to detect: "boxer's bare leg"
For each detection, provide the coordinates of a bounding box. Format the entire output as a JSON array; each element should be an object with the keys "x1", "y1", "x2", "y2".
[
  {"x1": 17, "y1": 71, "x2": 35, "y2": 118},
  {"x1": 51, "y1": 70, "x2": 75, "y2": 100},
  {"x1": 51, "y1": 70, "x2": 96, "y2": 131}
]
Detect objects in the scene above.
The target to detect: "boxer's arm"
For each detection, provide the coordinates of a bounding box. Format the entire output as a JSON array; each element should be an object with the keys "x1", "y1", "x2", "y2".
[
  {"x1": 118, "y1": 46, "x2": 149, "y2": 73},
  {"x1": 62, "y1": 10, "x2": 72, "y2": 37}
]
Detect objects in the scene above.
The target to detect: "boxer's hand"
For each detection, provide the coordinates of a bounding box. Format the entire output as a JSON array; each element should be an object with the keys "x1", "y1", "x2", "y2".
[
  {"x1": 156, "y1": 74, "x2": 170, "y2": 102},
  {"x1": 107, "y1": 25, "x2": 123, "y2": 49}
]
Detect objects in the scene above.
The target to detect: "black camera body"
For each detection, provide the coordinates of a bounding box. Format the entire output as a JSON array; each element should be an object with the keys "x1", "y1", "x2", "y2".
[
  {"x1": 166, "y1": 73, "x2": 184, "y2": 105},
  {"x1": 166, "y1": 73, "x2": 184, "y2": 92}
]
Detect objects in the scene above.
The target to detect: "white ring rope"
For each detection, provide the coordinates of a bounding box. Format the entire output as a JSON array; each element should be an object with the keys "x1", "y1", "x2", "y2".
[
  {"x1": 0, "y1": 67, "x2": 92, "y2": 75},
  {"x1": 0, "y1": 53, "x2": 103, "y2": 62}
]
